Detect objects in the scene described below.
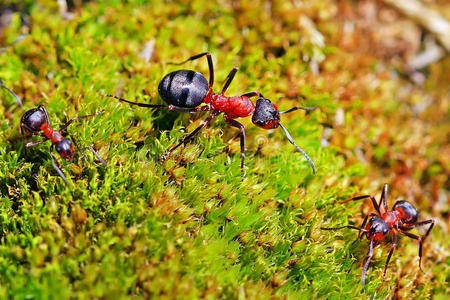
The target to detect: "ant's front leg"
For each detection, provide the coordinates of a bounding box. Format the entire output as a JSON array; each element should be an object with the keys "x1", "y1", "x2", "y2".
[
  {"x1": 65, "y1": 132, "x2": 107, "y2": 166},
  {"x1": 224, "y1": 116, "x2": 246, "y2": 181},
  {"x1": 50, "y1": 144, "x2": 68, "y2": 185}
]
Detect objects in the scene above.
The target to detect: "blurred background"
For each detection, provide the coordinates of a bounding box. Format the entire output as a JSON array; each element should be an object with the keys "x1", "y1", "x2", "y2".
[{"x1": 0, "y1": 0, "x2": 448, "y2": 298}]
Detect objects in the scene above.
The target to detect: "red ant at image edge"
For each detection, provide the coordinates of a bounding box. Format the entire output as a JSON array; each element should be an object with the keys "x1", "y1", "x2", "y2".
[
  {"x1": 103, "y1": 52, "x2": 317, "y2": 180},
  {"x1": 20, "y1": 105, "x2": 107, "y2": 184},
  {"x1": 321, "y1": 184, "x2": 435, "y2": 286}
]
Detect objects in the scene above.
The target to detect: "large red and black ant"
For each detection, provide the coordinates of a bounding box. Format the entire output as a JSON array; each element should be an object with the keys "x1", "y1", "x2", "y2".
[
  {"x1": 20, "y1": 105, "x2": 106, "y2": 184},
  {"x1": 104, "y1": 52, "x2": 317, "y2": 180},
  {"x1": 321, "y1": 184, "x2": 434, "y2": 286}
]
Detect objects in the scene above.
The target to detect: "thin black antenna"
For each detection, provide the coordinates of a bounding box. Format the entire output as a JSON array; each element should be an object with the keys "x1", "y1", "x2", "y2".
[
  {"x1": 279, "y1": 123, "x2": 316, "y2": 174},
  {"x1": 0, "y1": 79, "x2": 22, "y2": 107},
  {"x1": 280, "y1": 106, "x2": 317, "y2": 114}
]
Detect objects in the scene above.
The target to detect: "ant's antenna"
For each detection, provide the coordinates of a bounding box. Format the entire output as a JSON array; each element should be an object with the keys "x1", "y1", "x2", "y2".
[
  {"x1": 278, "y1": 123, "x2": 316, "y2": 174},
  {"x1": 0, "y1": 79, "x2": 22, "y2": 107}
]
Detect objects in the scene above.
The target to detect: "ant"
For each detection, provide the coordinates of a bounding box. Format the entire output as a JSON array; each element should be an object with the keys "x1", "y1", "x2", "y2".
[
  {"x1": 321, "y1": 184, "x2": 434, "y2": 286},
  {"x1": 105, "y1": 52, "x2": 317, "y2": 180},
  {"x1": 1, "y1": 79, "x2": 22, "y2": 107},
  {"x1": 20, "y1": 105, "x2": 107, "y2": 184}
]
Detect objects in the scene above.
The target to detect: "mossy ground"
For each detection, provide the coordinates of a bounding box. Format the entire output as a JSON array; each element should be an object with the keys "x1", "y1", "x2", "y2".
[{"x1": 0, "y1": 0, "x2": 448, "y2": 299}]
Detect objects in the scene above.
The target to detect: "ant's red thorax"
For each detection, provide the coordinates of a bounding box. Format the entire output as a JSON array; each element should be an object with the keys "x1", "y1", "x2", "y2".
[
  {"x1": 40, "y1": 123, "x2": 63, "y2": 143},
  {"x1": 381, "y1": 211, "x2": 400, "y2": 227},
  {"x1": 210, "y1": 94, "x2": 255, "y2": 118}
]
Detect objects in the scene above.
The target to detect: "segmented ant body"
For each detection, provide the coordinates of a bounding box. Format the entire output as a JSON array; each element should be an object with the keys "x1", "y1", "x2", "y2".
[
  {"x1": 322, "y1": 184, "x2": 434, "y2": 286},
  {"x1": 20, "y1": 105, "x2": 106, "y2": 184},
  {"x1": 105, "y1": 52, "x2": 317, "y2": 180}
]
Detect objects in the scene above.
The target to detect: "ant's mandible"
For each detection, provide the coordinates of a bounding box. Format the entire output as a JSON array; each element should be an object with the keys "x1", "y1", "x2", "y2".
[
  {"x1": 20, "y1": 105, "x2": 107, "y2": 184},
  {"x1": 105, "y1": 52, "x2": 317, "y2": 180},
  {"x1": 321, "y1": 184, "x2": 435, "y2": 286}
]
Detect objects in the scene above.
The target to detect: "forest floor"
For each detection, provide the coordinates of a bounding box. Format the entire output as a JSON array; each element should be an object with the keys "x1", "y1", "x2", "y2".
[{"x1": 0, "y1": 0, "x2": 448, "y2": 299}]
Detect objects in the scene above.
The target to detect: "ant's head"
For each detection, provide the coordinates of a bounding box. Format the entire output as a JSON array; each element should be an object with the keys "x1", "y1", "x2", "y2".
[
  {"x1": 55, "y1": 138, "x2": 74, "y2": 161},
  {"x1": 251, "y1": 97, "x2": 316, "y2": 174},
  {"x1": 393, "y1": 200, "x2": 418, "y2": 225},
  {"x1": 251, "y1": 97, "x2": 280, "y2": 129},
  {"x1": 366, "y1": 215, "x2": 390, "y2": 242}
]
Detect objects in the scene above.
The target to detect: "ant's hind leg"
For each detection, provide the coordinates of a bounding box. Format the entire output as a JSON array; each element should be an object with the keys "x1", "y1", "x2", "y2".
[
  {"x1": 399, "y1": 219, "x2": 435, "y2": 272},
  {"x1": 104, "y1": 94, "x2": 212, "y2": 114},
  {"x1": 169, "y1": 52, "x2": 214, "y2": 87},
  {"x1": 382, "y1": 232, "x2": 397, "y2": 283}
]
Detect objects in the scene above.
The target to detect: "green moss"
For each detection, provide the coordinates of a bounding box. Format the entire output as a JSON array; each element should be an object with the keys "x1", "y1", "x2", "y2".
[{"x1": 0, "y1": 0, "x2": 447, "y2": 299}]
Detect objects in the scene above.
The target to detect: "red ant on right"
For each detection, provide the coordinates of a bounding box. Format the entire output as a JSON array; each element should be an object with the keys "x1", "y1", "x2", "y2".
[
  {"x1": 104, "y1": 52, "x2": 317, "y2": 180},
  {"x1": 321, "y1": 184, "x2": 435, "y2": 286}
]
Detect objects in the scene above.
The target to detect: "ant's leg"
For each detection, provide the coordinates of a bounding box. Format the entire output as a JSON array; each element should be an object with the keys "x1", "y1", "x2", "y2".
[
  {"x1": 65, "y1": 132, "x2": 88, "y2": 159},
  {"x1": 20, "y1": 123, "x2": 45, "y2": 136},
  {"x1": 382, "y1": 231, "x2": 397, "y2": 283},
  {"x1": 340, "y1": 195, "x2": 381, "y2": 215},
  {"x1": 362, "y1": 239, "x2": 375, "y2": 287},
  {"x1": 241, "y1": 91, "x2": 263, "y2": 98},
  {"x1": 40, "y1": 105, "x2": 51, "y2": 126},
  {"x1": 104, "y1": 95, "x2": 211, "y2": 114},
  {"x1": 0, "y1": 79, "x2": 22, "y2": 107},
  {"x1": 357, "y1": 214, "x2": 370, "y2": 241},
  {"x1": 65, "y1": 132, "x2": 107, "y2": 166},
  {"x1": 159, "y1": 111, "x2": 221, "y2": 161},
  {"x1": 280, "y1": 106, "x2": 317, "y2": 114},
  {"x1": 278, "y1": 123, "x2": 316, "y2": 174},
  {"x1": 25, "y1": 138, "x2": 48, "y2": 148},
  {"x1": 225, "y1": 117, "x2": 246, "y2": 181},
  {"x1": 59, "y1": 109, "x2": 105, "y2": 132},
  {"x1": 50, "y1": 145, "x2": 68, "y2": 185},
  {"x1": 221, "y1": 67, "x2": 238, "y2": 95},
  {"x1": 399, "y1": 219, "x2": 435, "y2": 272},
  {"x1": 379, "y1": 184, "x2": 388, "y2": 213},
  {"x1": 168, "y1": 52, "x2": 214, "y2": 87},
  {"x1": 79, "y1": 146, "x2": 107, "y2": 166}
]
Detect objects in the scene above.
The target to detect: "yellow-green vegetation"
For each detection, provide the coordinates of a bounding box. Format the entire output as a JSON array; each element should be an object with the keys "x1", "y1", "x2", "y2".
[{"x1": 0, "y1": 0, "x2": 448, "y2": 299}]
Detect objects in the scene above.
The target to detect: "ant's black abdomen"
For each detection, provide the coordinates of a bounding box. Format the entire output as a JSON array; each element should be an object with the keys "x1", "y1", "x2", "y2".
[
  {"x1": 393, "y1": 200, "x2": 418, "y2": 224},
  {"x1": 158, "y1": 70, "x2": 209, "y2": 108},
  {"x1": 21, "y1": 108, "x2": 46, "y2": 131}
]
